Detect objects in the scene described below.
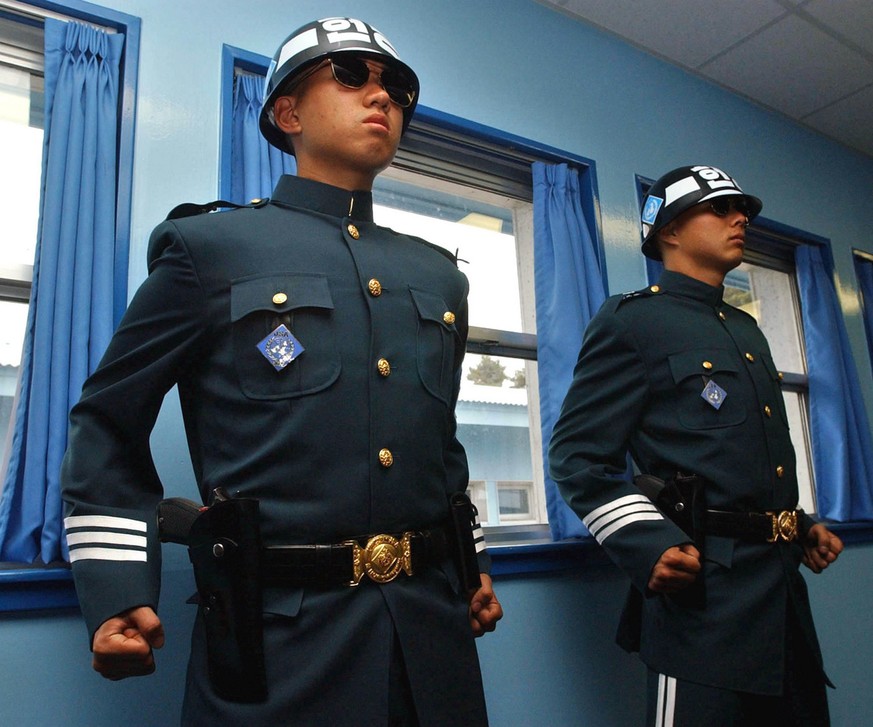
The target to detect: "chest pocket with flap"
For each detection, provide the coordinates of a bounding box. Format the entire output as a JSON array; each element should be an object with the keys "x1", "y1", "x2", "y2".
[
  {"x1": 231, "y1": 273, "x2": 340, "y2": 400},
  {"x1": 668, "y1": 348, "x2": 747, "y2": 430},
  {"x1": 410, "y1": 287, "x2": 461, "y2": 406}
]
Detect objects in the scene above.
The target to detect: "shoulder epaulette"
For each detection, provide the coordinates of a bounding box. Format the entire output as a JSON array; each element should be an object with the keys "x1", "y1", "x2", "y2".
[
  {"x1": 399, "y1": 231, "x2": 458, "y2": 266},
  {"x1": 426, "y1": 241, "x2": 459, "y2": 265},
  {"x1": 617, "y1": 284, "x2": 664, "y2": 307},
  {"x1": 165, "y1": 197, "x2": 270, "y2": 221}
]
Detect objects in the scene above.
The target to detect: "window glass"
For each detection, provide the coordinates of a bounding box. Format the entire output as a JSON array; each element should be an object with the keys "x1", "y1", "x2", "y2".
[
  {"x1": 725, "y1": 263, "x2": 805, "y2": 373},
  {"x1": 373, "y1": 167, "x2": 547, "y2": 527},
  {"x1": 783, "y1": 390, "x2": 815, "y2": 511},
  {"x1": 725, "y1": 258, "x2": 815, "y2": 507},
  {"x1": 0, "y1": 64, "x2": 42, "y2": 274},
  {"x1": 373, "y1": 168, "x2": 526, "y2": 333},
  {"x1": 497, "y1": 482, "x2": 535, "y2": 521},
  {"x1": 0, "y1": 18, "x2": 44, "y2": 453},
  {"x1": 0, "y1": 301, "x2": 28, "y2": 446}
]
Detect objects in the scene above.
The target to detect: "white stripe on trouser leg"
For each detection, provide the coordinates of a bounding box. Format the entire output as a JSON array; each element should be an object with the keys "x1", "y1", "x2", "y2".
[{"x1": 656, "y1": 673, "x2": 676, "y2": 727}]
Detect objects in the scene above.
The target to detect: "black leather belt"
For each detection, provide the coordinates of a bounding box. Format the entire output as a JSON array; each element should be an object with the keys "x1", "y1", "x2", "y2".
[
  {"x1": 262, "y1": 528, "x2": 450, "y2": 587},
  {"x1": 704, "y1": 509, "x2": 800, "y2": 543}
]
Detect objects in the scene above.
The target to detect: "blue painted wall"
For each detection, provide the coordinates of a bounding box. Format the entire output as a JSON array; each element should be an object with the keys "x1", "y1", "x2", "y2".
[{"x1": 2, "y1": 1, "x2": 873, "y2": 725}]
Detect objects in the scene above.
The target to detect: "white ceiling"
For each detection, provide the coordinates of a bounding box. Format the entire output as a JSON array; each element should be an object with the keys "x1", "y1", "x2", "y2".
[{"x1": 538, "y1": 0, "x2": 873, "y2": 158}]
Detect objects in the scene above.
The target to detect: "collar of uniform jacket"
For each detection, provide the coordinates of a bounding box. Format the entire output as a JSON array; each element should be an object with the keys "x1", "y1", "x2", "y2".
[
  {"x1": 657, "y1": 270, "x2": 725, "y2": 308},
  {"x1": 269, "y1": 174, "x2": 375, "y2": 222}
]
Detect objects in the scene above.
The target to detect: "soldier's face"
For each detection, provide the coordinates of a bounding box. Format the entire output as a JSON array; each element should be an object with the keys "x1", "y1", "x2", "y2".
[
  {"x1": 272, "y1": 57, "x2": 404, "y2": 190},
  {"x1": 661, "y1": 200, "x2": 748, "y2": 282}
]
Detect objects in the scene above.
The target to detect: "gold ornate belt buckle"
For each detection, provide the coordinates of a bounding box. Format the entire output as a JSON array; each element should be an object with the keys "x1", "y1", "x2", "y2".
[
  {"x1": 344, "y1": 532, "x2": 414, "y2": 586},
  {"x1": 766, "y1": 510, "x2": 798, "y2": 543}
]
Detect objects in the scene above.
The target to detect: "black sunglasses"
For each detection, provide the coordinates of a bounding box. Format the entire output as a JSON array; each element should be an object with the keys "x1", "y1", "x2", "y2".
[
  {"x1": 289, "y1": 56, "x2": 416, "y2": 108},
  {"x1": 708, "y1": 196, "x2": 750, "y2": 218}
]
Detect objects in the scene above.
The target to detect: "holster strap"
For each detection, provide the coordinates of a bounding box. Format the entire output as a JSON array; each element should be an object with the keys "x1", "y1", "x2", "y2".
[
  {"x1": 261, "y1": 528, "x2": 449, "y2": 587},
  {"x1": 704, "y1": 509, "x2": 800, "y2": 543}
]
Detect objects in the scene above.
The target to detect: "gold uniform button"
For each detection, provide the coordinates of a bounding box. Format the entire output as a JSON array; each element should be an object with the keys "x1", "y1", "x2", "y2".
[
  {"x1": 718, "y1": 311, "x2": 726, "y2": 321},
  {"x1": 378, "y1": 448, "x2": 394, "y2": 468},
  {"x1": 778, "y1": 372, "x2": 784, "y2": 381},
  {"x1": 650, "y1": 285, "x2": 660, "y2": 293},
  {"x1": 702, "y1": 361, "x2": 713, "y2": 371},
  {"x1": 272, "y1": 292, "x2": 288, "y2": 305},
  {"x1": 443, "y1": 311, "x2": 456, "y2": 325},
  {"x1": 764, "y1": 405, "x2": 772, "y2": 417},
  {"x1": 745, "y1": 352, "x2": 755, "y2": 362},
  {"x1": 347, "y1": 224, "x2": 360, "y2": 239},
  {"x1": 368, "y1": 279, "x2": 382, "y2": 297},
  {"x1": 776, "y1": 465, "x2": 785, "y2": 478},
  {"x1": 377, "y1": 358, "x2": 391, "y2": 377}
]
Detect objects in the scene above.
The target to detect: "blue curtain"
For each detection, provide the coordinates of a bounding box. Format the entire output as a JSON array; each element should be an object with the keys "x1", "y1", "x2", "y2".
[
  {"x1": 0, "y1": 19, "x2": 125, "y2": 563},
  {"x1": 796, "y1": 244, "x2": 873, "y2": 521},
  {"x1": 533, "y1": 162, "x2": 607, "y2": 540},
  {"x1": 230, "y1": 72, "x2": 295, "y2": 204},
  {"x1": 854, "y1": 256, "x2": 873, "y2": 374},
  {"x1": 645, "y1": 256, "x2": 664, "y2": 285}
]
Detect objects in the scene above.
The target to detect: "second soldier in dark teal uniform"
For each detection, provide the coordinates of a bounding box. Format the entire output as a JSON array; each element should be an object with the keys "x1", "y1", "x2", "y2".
[{"x1": 549, "y1": 165, "x2": 842, "y2": 727}]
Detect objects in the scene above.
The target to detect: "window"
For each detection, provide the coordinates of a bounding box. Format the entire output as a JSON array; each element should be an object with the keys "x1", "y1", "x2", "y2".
[
  {"x1": 222, "y1": 48, "x2": 600, "y2": 541},
  {"x1": 371, "y1": 161, "x2": 542, "y2": 529},
  {"x1": 372, "y1": 112, "x2": 599, "y2": 538},
  {"x1": 726, "y1": 245, "x2": 815, "y2": 512},
  {"x1": 0, "y1": 12, "x2": 43, "y2": 449}
]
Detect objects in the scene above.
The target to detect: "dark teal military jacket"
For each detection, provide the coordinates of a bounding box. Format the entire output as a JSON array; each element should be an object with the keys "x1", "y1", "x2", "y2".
[
  {"x1": 61, "y1": 175, "x2": 488, "y2": 725},
  {"x1": 549, "y1": 270, "x2": 825, "y2": 695}
]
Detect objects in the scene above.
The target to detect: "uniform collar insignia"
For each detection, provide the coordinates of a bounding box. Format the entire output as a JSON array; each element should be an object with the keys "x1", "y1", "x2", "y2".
[{"x1": 270, "y1": 175, "x2": 374, "y2": 222}]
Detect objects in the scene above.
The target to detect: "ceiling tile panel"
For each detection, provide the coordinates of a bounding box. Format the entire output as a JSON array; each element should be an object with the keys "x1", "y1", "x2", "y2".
[
  {"x1": 546, "y1": 0, "x2": 785, "y2": 68},
  {"x1": 803, "y1": 0, "x2": 873, "y2": 56},
  {"x1": 803, "y1": 86, "x2": 873, "y2": 157},
  {"x1": 700, "y1": 14, "x2": 873, "y2": 118},
  {"x1": 537, "y1": 0, "x2": 873, "y2": 158}
]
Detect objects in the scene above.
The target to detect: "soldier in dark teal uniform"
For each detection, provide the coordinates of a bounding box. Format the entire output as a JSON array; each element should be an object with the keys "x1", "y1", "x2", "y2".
[
  {"x1": 549, "y1": 165, "x2": 842, "y2": 726},
  {"x1": 61, "y1": 17, "x2": 501, "y2": 726}
]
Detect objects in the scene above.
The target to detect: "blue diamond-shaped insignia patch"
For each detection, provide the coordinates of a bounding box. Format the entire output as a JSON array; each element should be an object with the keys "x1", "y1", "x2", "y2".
[
  {"x1": 701, "y1": 379, "x2": 727, "y2": 410},
  {"x1": 257, "y1": 324, "x2": 304, "y2": 371}
]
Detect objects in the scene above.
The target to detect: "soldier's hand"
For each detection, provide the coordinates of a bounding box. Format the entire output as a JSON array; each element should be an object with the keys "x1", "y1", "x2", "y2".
[
  {"x1": 648, "y1": 543, "x2": 701, "y2": 593},
  {"x1": 802, "y1": 523, "x2": 843, "y2": 574},
  {"x1": 91, "y1": 606, "x2": 165, "y2": 680},
  {"x1": 469, "y1": 573, "x2": 503, "y2": 637}
]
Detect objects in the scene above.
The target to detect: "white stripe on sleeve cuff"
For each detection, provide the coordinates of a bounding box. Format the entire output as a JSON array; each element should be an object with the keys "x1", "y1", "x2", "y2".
[{"x1": 583, "y1": 494, "x2": 664, "y2": 544}]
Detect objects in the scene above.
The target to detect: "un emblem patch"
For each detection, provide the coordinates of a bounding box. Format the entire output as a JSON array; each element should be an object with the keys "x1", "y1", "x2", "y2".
[
  {"x1": 257, "y1": 324, "x2": 305, "y2": 371},
  {"x1": 641, "y1": 195, "x2": 664, "y2": 225}
]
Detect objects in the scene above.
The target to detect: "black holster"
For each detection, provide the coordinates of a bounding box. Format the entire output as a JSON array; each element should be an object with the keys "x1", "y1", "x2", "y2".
[
  {"x1": 186, "y1": 497, "x2": 267, "y2": 703},
  {"x1": 448, "y1": 492, "x2": 483, "y2": 592},
  {"x1": 633, "y1": 472, "x2": 706, "y2": 610}
]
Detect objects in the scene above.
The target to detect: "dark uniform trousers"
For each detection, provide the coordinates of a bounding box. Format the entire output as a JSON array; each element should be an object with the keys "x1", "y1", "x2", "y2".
[
  {"x1": 61, "y1": 175, "x2": 489, "y2": 726},
  {"x1": 647, "y1": 604, "x2": 829, "y2": 726},
  {"x1": 549, "y1": 271, "x2": 832, "y2": 727}
]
